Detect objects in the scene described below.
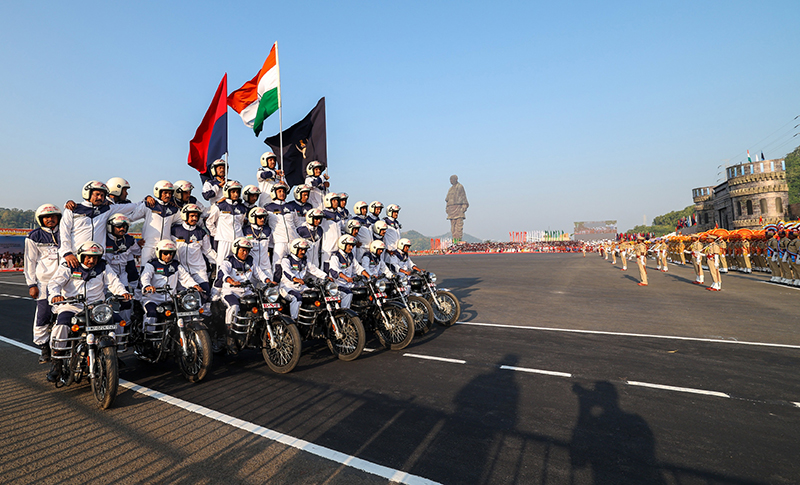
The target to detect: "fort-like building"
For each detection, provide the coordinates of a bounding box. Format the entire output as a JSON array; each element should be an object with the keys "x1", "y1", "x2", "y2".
[{"x1": 692, "y1": 158, "x2": 788, "y2": 231}]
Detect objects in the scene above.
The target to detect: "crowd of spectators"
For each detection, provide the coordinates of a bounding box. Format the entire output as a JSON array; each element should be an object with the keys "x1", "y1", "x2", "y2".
[
  {"x1": 0, "y1": 251, "x2": 23, "y2": 269},
  {"x1": 412, "y1": 241, "x2": 584, "y2": 255}
]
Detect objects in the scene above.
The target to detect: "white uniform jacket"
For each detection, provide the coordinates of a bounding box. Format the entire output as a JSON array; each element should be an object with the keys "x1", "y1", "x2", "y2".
[
  {"x1": 383, "y1": 217, "x2": 402, "y2": 251},
  {"x1": 256, "y1": 167, "x2": 278, "y2": 206},
  {"x1": 24, "y1": 227, "x2": 61, "y2": 293},
  {"x1": 48, "y1": 260, "x2": 128, "y2": 309},
  {"x1": 171, "y1": 222, "x2": 216, "y2": 281},
  {"x1": 388, "y1": 250, "x2": 416, "y2": 273},
  {"x1": 361, "y1": 252, "x2": 393, "y2": 278},
  {"x1": 264, "y1": 200, "x2": 298, "y2": 243},
  {"x1": 243, "y1": 224, "x2": 273, "y2": 275},
  {"x1": 206, "y1": 200, "x2": 247, "y2": 243},
  {"x1": 218, "y1": 254, "x2": 272, "y2": 297},
  {"x1": 304, "y1": 175, "x2": 326, "y2": 209},
  {"x1": 59, "y1": 200, "x2": 142, "y2": 260},
  {"x1": 279, "y1": 255, "x2": 327, "y2": 293},
  {"x1": 328, "y1": 251, "x2": 365, "y2": 290}
]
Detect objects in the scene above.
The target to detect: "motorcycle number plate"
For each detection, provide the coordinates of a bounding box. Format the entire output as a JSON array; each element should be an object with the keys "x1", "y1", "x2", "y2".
[
  {"x1": 176, "y1": 311, "x2": 199, "y2": 317},
  {"x1": 262, "y1": 303, "x2": 281, "y2": 309},
  {"x1": 86, "y1": 325, "x2": 117, "y2": 331},
  {"x1": 325, "y1": 296, "x2": 340, "y2": 302},
  {"x1": 375, "y1": 292, "x2": 387, "y2": 298}
]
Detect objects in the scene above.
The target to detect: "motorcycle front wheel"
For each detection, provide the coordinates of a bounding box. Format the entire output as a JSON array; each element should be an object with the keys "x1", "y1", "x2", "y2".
[
  {"x1": 262, "y1": 322, "x2": 302, "y2": 374},
  {"x1": 432, "y1": 290, "x2": 461, "y2": 327},
  {"x1": 407, "y1": 296, "x2": 434, "y2": 336},
  {"x1": 326, "y1": 313, "x2": 365, "y2": 362},
  {"x1": 375, "y1": 305, "x2": 415, "y2": 350},
  {"x1": 177, "y1": 328, "x2": 212, "y2": 383},
  {"x1": 91, "y1": 346, "x2": 118, "y2": 410}
]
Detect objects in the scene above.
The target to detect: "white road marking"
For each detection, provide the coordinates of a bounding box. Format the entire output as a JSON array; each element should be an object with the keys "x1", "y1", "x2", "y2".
[
  {"x1": 0, "y1": 335, "x2": 441, "y2": 485},
  {"x1": 761, "y1": 281, "x2": 800, "y2": 291},
  {"x1": 456, "y1": 321, "x2": 800, "y2": 350},
  {"x1": 794, "y1": 402, "x2": 800, "y2": 408},
  {"x1": 403, "y1": 353, "x2": 466, "y2": 364},
  {"x1": 626, "y1": 380, "x2": 730, "y2": 398},
  {"x1": 499, "y1": 365, "x2": 572, "y2": 378},
  {"x1": 0, "y1": 293, "x2": 33, "y2": 300},
  {"x1": 363, "y1": 347, "x2": 376, "y2": 353},
  {"x1": 0, "y1": 280, "x2": 28, "y2": 286}
]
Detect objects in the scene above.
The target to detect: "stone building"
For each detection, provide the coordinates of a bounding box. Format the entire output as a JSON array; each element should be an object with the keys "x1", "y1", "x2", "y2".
[{"x1": 691, "y1": 158, "x2": 788, "y2": 231}]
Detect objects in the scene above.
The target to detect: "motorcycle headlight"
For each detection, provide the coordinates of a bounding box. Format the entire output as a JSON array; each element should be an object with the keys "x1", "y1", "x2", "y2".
[
  {"x1": 325, "y1": 280, "x2": 339, "y2": 297},
  {"x1": 266, "y1": 287, "x2": 280, "y2": 303},
  {"x1": 398, "y1": 274, "x2": 409, "y2": 287},
  {"x1": 428, "y1": 272, "x2": 437, "y2": 283},
  {"x1": 180, "y1": 291, "x2": 201, "y2": 311},
  {"x1": 376, "y1": 280, "x2": 387, "y2": 292},
  {"x1": 91, "y1": 304, "x2": 113, "y2": 324}
]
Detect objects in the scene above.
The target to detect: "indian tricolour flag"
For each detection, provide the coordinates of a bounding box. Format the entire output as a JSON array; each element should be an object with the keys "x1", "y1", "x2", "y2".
[{"x1": 227, "y1": 42, "x2": 280, "y2": 136}]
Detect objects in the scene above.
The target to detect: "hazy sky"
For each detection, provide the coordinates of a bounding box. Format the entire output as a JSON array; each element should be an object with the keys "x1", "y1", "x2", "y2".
[{"x1": 2, "y1": 1, "x2": 799, "y2": 240}]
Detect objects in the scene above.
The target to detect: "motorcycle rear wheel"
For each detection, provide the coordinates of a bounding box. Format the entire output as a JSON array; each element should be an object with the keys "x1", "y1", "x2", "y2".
[
  {"x1": 177, "y1": 328, "x2": 212, "y2": 383},
  {"x1": 326, "y1": 314, "x2": 365, "y2": 362},
  {"x1": 407, "y1": 296, "x2": 434, "y2": 336},
  {"x1": 262, "y1": 322, "x2": 302, "y2": 374},
  {"x1": 432, "y1": 290, "x2": 461, "y2": 327},
  {"x1": 375, "y1": 305, "x2": 415, "y2": 350},
  {"x1": 91, "y1": 346, "x2": 118, "y2": 410}
]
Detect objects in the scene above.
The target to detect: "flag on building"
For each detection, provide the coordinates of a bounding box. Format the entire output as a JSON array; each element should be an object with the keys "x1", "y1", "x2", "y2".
[
  {"x1": 265, "y1": 97, "x2": 327, "y2": 187},
  {"x1": 188, "y1": 74, "x2": 228, "y2": 179},
  {"x1": 227, "y1": 42, "x2": 280, "y2": 136},
  {"x1": 747, "y1": 150, "x2": 752, "y2": 163},
  {"x1": 761, "y1": 151, "x2": 766, "y2": 161}
]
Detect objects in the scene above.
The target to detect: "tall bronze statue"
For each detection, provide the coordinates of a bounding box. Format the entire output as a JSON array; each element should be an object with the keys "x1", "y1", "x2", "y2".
[{"x1": 445, "y1": 175, "x2": 469, "y2": 242}]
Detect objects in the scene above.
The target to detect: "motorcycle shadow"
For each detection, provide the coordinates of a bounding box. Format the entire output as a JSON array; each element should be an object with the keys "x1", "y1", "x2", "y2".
[{"x1": 439, "y1": 277, "x2": 480, "y2": 323}]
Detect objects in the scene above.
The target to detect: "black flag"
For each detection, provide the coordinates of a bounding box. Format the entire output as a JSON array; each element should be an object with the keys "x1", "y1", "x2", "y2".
[{"x1": 265, "y1": 97, "x2": 327, "y2": 187}]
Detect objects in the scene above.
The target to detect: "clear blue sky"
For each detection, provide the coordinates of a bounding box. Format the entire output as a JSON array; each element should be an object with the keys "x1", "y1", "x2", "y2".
[{"x1": 1, "y1": 1, "x2": 799, "y2": 239}]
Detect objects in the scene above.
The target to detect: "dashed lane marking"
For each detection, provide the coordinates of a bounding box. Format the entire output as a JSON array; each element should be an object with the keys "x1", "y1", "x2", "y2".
[
  {"x1": 402, "y1": 353, "x2": 466, "y2": 364},
  {"x1": 0, "y1": 280, "x2": 29, "y2": 285},
  {"x1": 626, "y1": 380, "x2": 730, "y2": 398},
  {"x1": 0, "y1": 293, "x2": 33, "y2": 300},
  {"x1": 456, "y1": 321, "x2": 800, "y2": 350},
  {"x1": 499, "y1": 365, "x2": 572, "y2": 378},
  {"x1": 0, "y1": 335, "x2": 441, "y2": 485}
]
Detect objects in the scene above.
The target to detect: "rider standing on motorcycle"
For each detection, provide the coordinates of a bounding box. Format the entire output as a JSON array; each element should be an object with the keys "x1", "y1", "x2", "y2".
[
  {"x1": 206, "y1": 180, "x2": 247, "y2": 270},
  {"x1": 389, "y1": 238, "x2": 423, "y2": 275},
  {"x1": 141, "y1": 240, "x2": 205, "y2": 332},
  {"x1": 256, "y1": 151, "x2": 282, "y2": 206},
  {"x1": 279, "y1": 238, "x2": 328, "y2": 319},
  {"x1": 48, "y1": 241, "x2": 132, "y2": 382},
  {"x1": 103, "y1": 214, "x2": 141, "y2": 325},
  {"x1": 344, "y1": 219, "x2": 366, "y2": 261},
  {"x1": 304, "y1": 161, "x2": 329, "y2": 209},
  {"x1": 24, "y1": 204, "x2": 63, "y2": 363},
  {"x1": 383, "y1": 204, "x2": 402, "y2": 251},
  {"x1": 361, "y1": 240, "x2": 394, "y2": 280},
  {"x1": 243, "y1": 208, "x2": 273, "y2": 279},
  {"x1": 296, "y1": 208, "x2": 325, "y2": 269},
  {"x1": 351, "y1": 201, "x2": 373, "y2": 259},
  {"x1": 173, "y1": 180, "x2": 205, "y2": 213},
  {"x1": 329, "y1": 235, "x2": 370, "y2": 309},
  {"x1": 287, "y1": 184, "x2": 313, "y2": 227},
  {"x1": 337, "y1": 192, "x2": 351, "y2": 224},
  {"x1": 171, "y1": 204, "x2": 217, "y2": 311},
  {"x1": 217, "y1": 237, "x2": 274, "y2": 350},
  {"x1": 371, "y1": 221, "x2": 389, "y2": 257},
  {"x1": 367, "y1": 201, "x2": 383, "y2": 227},
  {"x1": 265, "y1": 181, "x2": 299, "y2": 274},
  {"x1": 321, "y1": 193, "x2": 343, "y2": 270}
]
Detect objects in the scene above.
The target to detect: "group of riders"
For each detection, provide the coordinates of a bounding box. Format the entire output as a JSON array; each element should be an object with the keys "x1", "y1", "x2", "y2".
[{"x1": 24, "y1": 152, "x2": 426, "y2": 382}]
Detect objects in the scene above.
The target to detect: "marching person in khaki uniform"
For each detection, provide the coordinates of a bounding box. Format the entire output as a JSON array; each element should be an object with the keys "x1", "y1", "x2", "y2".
[
  {"x1": 717, "y1": 236, "x2": 728, "y2": 273},
  {"x1": 785, "y1": 224, "x2": 799, "y2": 286},
  {"x1": 765, "y1": 225, "x2": 782, "y2": 282},
  {"x1": 741, "y1": 236, "x2": 753, "y2": 273},
  {"x1": 690, "y1": 234, "x2": 704, "y2": 284},
  {"x1": 778, "y1": 226, "x2": 793, "y2": 284},
  {"x1": 620, "y1": 241, "x2": 629, "y2": 271},
  {"x1": 659, "y1": 239, "x2": 669, "y2": 272},
  {"x1": 677, "y1": 238, "x2": 687, "y2": 265},
  {"x1": 635, "y1": 236, "x2": 648, "y2": 286},
  {"x1": 611, "y1": 242, "x2": 617, "y2": 264},
  {"x1": 704, "y1": 234, "x2": 722, "y2": 291}
]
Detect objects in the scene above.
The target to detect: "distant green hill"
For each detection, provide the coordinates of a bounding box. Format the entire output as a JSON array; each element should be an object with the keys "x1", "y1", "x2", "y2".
[{"x1": 401, "y1": 230, "x2": 482, "y2": 250}]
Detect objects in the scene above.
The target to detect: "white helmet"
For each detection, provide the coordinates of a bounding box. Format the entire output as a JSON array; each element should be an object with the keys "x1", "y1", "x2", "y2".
[
  {"x1": 306, "y1": 160, "x2": 324, "y2": 176},
  {"x1": 153, "y1": 180, "x2": 175, "y2": 198},
  {"x1": 369, "y1": 240, "x2": 386, "y2": 256},
  {"x1": 222, "y1": 180, "x2": 243, "y2": 199},
  {"x1": 397, "y1": 238, "x2": 412, "y2": 252},
  {"x1": 106, "y1": 177, "x2": 130, "y2": 197},
  {"x1": 289, "y1": 238, "x2": 310, "y2": 257},
  {"x1": 260, "y1": 151, "x2": 277, "y2": 167},
  {"x1": 180, "y1": 203, "x2": 203, "y2": 222},
  {"x1": 77, "y1": 240, "x2": 104, "y2": 265},
  {"x1": 368, "y1": 201, "x2": 384, "y2": 214},
  {"x1": 387, "y1": 204, "x2": 401, "y2": 215},
  {"x1": 338, "y1": 192, "x2": 349, "y2": 201},
  {"x1": 248, "y1": 207, "x2": 269, "y2": 225},
  {"x1": 345, "y1": 219, "x2": 362, "y2": 236},
  {"x1": 210, "y1": 158, "x2": 226, "y2": 174},
  {"x1": 107, "y1": 213, "x2": 131, "y2": 233},
  {"x1": 305, "y1": 208, "x2": 324, "y2": 225},
  {"x1": 323, "y1": 192, "x2": 341, "y2": 209},
  {"x1": 337, "y1": 234, "x2": 357, "y2": 251},
  {"x1": 353, "y1": 201, "x2": 368, "y2": 214},
  {"x1": 155, "y1": 239, "x2": 177, "y2": 260},
  {"x1": 243, "y1": 184, "x2": 261, "y2": 200},
  {"x1": 270, "y1": 181, "x2": 289, "y2": 200},
  {"x1": 173, "y1": 180, "x2": 194, "y2": 194},
  {"x1": 293, "y1": 184, "x2": 312, "y2": 201},
  {"x1": 232, "y1": 237, "x2": 253, "y2": 259},
  {"x1": 34, "y1": 204, "x2": 61, "y2": 227},
  {"x1": 82, "y1": 181, "x2": 109, "y2": 201},
  {"x1": 372, "y1": 220, "x2": 388, "y2": 237}
]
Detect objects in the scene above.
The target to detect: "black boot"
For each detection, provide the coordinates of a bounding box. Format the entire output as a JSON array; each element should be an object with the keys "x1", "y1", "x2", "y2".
[
  {"x1": 46, "y1": 359, "x2": 63, "y2": 383},
  {"x1": 38, "y1": 342, "x2": 51, "y2": 364},
  {"x1": 226, "y1": 327, "x2": 238, "y2": 355}
]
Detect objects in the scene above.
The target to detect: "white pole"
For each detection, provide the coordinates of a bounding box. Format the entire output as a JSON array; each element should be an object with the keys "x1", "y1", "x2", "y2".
[{"x1": 276, "y1": 41, "x2": 284, "y2": 182}]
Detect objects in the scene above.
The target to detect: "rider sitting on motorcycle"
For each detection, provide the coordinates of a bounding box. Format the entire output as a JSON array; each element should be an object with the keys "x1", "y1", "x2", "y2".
[
  {"x1": 329, "y1": 235, "x2": 370, "y2": 309},
  {"x1": 296, "y1": 208, "x2": 324, "y2": 269},
  {"x1": 171, "y1": 204, "x2": 217, "y2": 312},
  {"x1": 242, "y1": 207, "x2": 273, "y2": 280},
  {"x1": 389, "y1": 238, "x2": 423, "y2": 275},
  {"x1": 104, "y1": 213, "x2": 141, "y2": 326},
  {"x1": 361, "y1": 240, "x2": 394, "y2": 280},
  {"x1": 279, "y1": 238, "x2": 328, "y2": 319},
  {"x1": 48, "y1": 241, "x2": 132, "y2": 382},
  {"x1": 141, "y1": 240, "x2": 204, "y2": 333},
  {"x1": 217, "y1": 237, "x2": 274, "y2": 350}
]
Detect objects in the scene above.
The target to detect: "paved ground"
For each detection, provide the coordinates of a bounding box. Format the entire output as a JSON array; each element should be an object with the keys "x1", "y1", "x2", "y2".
[{"x1": 0, "y1": 253, "x2": 798, "y2": 484}]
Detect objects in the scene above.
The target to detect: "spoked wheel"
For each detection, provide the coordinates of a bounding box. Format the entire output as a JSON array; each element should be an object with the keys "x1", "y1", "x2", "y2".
[
  {"x1": 375, "y1": 305, "x2": 415, "y2": 350},
  {"x1": 326, "y1": 313, "x2": 365, "y2": 362},
  {"x1": 91, "y1": 346, "x2": 119, "y2": 409},
  {"x1": 262, "y1": 322, "x2": 302, "y2": 374},
  {"x1": 432, "y1": 290, "x2": 461, "y2": 327},
  {"x1": 177, "y1": 328, "x2": 212, "y2": 383},
  {"x1": 407, "y1": 296, "x2": 434, "y2": 336}
]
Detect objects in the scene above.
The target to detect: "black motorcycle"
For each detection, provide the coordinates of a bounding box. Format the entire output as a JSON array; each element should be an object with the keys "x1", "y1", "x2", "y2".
[
  {"x1": 409, "y1": 271, "x2": 461, "y2": 326},
  {"x1": 50, "y1": 295, "x2": 123, "y2": 409},
  {"x1": 213, "y1": 282, "x2": 302, "y2": 374},
  {"x1": 351, "y1": 276, "x2": 415, "y2": 350},
  {"x1": 131, "y1": 286, "x2": 212, "y2": 383},
  {"x1": 289, "y1": 278, "x2": 366, "y2": 362},
  {"x1": 385, "y1": 273, "x2": 435, "y2": 336}
]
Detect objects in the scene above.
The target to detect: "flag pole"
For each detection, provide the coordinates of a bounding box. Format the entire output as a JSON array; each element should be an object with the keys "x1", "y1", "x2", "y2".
[{"x1": 276, "y1": 41, "x2": 284, "y2": 182}]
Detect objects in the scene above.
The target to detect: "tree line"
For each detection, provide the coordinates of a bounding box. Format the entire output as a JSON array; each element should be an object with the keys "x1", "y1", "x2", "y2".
[{"x1": 0, "y1": 208, "x2": 35, "y2": 229}]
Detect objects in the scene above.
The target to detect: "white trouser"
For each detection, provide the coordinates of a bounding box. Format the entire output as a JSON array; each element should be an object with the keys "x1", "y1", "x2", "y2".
[
  {"x1": 215, "y1": 240, "x2": 233, "y2": 271},
  {"x1": 272, "y1": 242, "x2": 289, "y2": 270}
]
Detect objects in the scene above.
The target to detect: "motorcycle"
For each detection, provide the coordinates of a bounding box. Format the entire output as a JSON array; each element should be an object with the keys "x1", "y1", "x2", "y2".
[
  {"x1": 131, "y1": 286, "x2": 212, "y2": 383},
  {"x1": 409, "y1": 271, "x2": 461, "y2": 326},
  {"x1": 351, "y1": 276, "x2": 415, "y2": 350},
  {"x1": 214, "y1": 281, "x2": 302, "y2": 374},
  {"x1": 385, "y1": 273, "x2": 435, "y2": 336},
  {"x1": 288, "y1": 278, "x2": 366, "y2": 362},
  {"x1": 50, "y1": 295, "x2": 123, "y2": 409}
]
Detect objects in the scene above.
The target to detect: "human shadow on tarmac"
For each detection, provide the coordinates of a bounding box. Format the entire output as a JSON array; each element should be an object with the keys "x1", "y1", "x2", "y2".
[{"x1": 570, "y1": 381, "x2": 666, "y2": 484}]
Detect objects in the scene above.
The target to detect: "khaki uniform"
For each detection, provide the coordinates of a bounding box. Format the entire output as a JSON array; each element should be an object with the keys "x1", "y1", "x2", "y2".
[
  {"x1": 741, "y1": 239, "x2": 752, "y2": 273},
  {"x1": 678, "y1": 240, "x2": 687, "y2": 265},
  {"x1": 787, "y1": 236, "x2": 800, "y2": 285},
  {"x1": 766, "y1": 235, "x2": 782, "y2": 281},
  {"x1": 635, "y1": 240, "x2": 648, "y2": 285},
  {"x1": 779, "y1": 237, "x2": 793, "y2": 283},
  {"x1": 690, "y1": 239, "x2": 704, "y2": 283},
  {"x1": 704, "y1": 239, "x2": 722, "y2": 290},
  {"x1": 717, "y1": 239, "x2": 728, "y2": 273}
]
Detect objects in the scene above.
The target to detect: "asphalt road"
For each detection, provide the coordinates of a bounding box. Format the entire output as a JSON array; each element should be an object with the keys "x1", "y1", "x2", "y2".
[{"x1": 1, "y1": 253, "x2": 798, "y2": 484}]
